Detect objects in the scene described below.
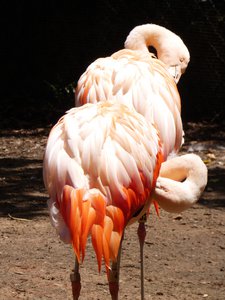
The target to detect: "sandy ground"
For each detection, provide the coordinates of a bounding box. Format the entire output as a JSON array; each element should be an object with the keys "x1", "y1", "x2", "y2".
[{"x1": 0, "y1": 122, "x2": 225, "y2": 299}]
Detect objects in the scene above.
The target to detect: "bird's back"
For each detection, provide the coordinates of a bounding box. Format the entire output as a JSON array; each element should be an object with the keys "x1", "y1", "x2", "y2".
[
  {"x1": 43, "y1": 101, "x2": 163, "y2": 271},
  {"x1": 75, "y1": 49, "x2": 183, "y2": 159}
]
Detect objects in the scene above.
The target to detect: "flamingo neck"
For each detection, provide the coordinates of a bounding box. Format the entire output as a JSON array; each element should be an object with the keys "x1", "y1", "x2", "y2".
[
  {"x1": 124, "y1": 24, "x2": 171, "y2": 60},
  {"x1": 153, "y1": 154, "x2": 208, "y2": 213}
]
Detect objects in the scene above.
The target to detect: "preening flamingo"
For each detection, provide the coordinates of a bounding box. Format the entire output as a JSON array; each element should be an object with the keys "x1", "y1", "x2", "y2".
[
  {"x1": 75, "y1": 23, "x2": 190, "y2": 160},
  {"x1": 43, "y1": 101, "x2": 164, "y2": 299},
  {"x1": 43, "y1": 24, "x2": 207, "y2": 299},
  {"x1": 74, "y1": 23, "x2": 191, "y2": 297},
  {"x1": 43, "y1": 101, "x2": 207, "y2": 299}
]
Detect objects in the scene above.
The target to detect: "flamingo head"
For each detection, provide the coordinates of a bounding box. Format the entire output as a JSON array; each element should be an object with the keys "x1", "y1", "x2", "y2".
[
  {"x1": 124, "y1": 24, "x2": 190, "y2": 84},
  {"x1": 153, "y1": 154, "x2": 207, "y2": 213},
  {"x1": 158, "y1": 38, "x2": 190, "y2": 84}
]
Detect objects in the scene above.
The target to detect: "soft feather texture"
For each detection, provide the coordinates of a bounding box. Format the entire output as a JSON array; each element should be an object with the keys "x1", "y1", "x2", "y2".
[
  {"x1": 153, "y1": 154, "x2": 208, "y2": 213},
  {"x1": 43, "y1": 101, "x2": 163, "y2": 271},
  {"x1": 75, "y1": 49, "x2": 183, "y2": 160},
  {"x1": 125, "y1": 24, "x2": 190, "y2": 82}
]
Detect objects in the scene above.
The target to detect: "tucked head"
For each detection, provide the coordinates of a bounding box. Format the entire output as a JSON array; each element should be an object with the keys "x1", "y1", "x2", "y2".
[
  {"x1": 158, "y1": 34, "x2": 190, "y2": 83},
  {"x1": 125, "y1": 24, "x2": 190, "y2": 83}
]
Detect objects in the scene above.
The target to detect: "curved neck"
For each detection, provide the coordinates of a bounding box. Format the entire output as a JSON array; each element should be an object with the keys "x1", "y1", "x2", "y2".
[
  {"x1": 160, "y1": 154, "x2": 207, "y2": 192},
  {"x1": 124, "y1": 24, "x2": 171, "y2": 57},
  {"x1": 153, "y1": 154, "x2": 208, "y2": 213}
]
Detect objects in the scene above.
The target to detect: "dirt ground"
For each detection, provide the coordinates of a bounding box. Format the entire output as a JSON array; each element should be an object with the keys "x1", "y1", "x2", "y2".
[{"x1": 0, "y1": 122, "x2": 225, "y2": 300}]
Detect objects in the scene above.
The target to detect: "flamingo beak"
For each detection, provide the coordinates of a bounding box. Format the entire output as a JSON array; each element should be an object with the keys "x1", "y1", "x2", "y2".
[{"x1": 168, "y1": 66, "x2": 181, "y2": 84}]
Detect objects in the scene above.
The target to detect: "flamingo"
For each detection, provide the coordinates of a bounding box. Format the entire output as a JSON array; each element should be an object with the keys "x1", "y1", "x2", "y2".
[
  {"x1": 43, "y1": 24, "x2": 207, "y2": 299},
  {"x1": 75, "y1": 23, "x2": 190, "y2": 160},
  {"x1": 43, "y1": 101, "x2": 207, "y2": 299},
  {"x1": 74, "y1": 23, "x2": 190, "y2": 297},
  {"x1": 43, "y1": 101, "x2": 164, "y2": 299}
]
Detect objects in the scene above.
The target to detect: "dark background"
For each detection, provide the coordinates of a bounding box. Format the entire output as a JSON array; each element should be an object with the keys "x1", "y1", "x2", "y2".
[{"x1": 1, "y1": 0, "x2": 225, "y2": 129}]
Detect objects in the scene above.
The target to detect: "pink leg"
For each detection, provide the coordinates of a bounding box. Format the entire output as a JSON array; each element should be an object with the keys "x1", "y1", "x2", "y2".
[
  {"x1": 70, "y1": 257, "x2": 81, "y2": 300},
  {"x1": 137, "y1": 213, "x2": 147, "y2": 300},
  {"x1": 109, "y1": 261, "x2": 119, "y2": 300},
  {"x1": 108, "y1": 236, "x2": 123, "y2": 300}
]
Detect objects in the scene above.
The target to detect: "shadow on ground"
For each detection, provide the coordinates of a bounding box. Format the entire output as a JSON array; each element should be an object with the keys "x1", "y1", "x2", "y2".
[
  {"x1": 199, "y1": 166, "x2": 225, "y2": 209},
  {"x1": 1, "y1": 155, "x2": 225, "y2": 220},
  {"x1": 0, "y1": 157, "x2": 48, "y2": 218}
]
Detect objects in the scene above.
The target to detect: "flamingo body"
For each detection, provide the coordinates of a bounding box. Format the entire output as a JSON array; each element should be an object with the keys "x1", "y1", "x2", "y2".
[
  {"x1": 75, "y1": 24, "x2": 190, "y2": 160},
  {"x1": 76, "y1": 49, "x2": 182, "y2": 160},
  {"x1": 43, "y1": 101, "x2": 163, "y2": 271}
]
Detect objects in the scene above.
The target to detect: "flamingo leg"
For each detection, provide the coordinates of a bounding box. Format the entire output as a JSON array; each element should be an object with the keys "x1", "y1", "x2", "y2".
[
  {"x1": 108, "y1": 235, "x2": 123, "y2": 300},
  {"x1": 70, "y1": 257, "x2": 81, "y2": 300},
  {"x1": 137, "y1": 213, "x2": 147, "y2": 300}
]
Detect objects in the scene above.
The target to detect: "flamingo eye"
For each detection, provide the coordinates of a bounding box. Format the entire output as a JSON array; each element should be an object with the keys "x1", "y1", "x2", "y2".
[{"x1": 148, "y1": 46, "x2": 157, "y2": 57}]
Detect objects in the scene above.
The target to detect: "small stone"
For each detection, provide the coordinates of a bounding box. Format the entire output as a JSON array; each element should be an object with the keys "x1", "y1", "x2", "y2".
[
  {"x1": 174, "y1": 215, "x2": 182, "y2": 220},
  {"x1": 206, "y1": 153, "x2": 215, "y2": 159}
]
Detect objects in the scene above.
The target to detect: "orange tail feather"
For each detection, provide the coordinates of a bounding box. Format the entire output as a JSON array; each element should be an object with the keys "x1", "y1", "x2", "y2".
[
  {"x1": 91, "y1": 224, "x2": 104, "y2": 272},
  {"x1": 60, "y1": 185, "x2": 125, "y2": 272}
]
